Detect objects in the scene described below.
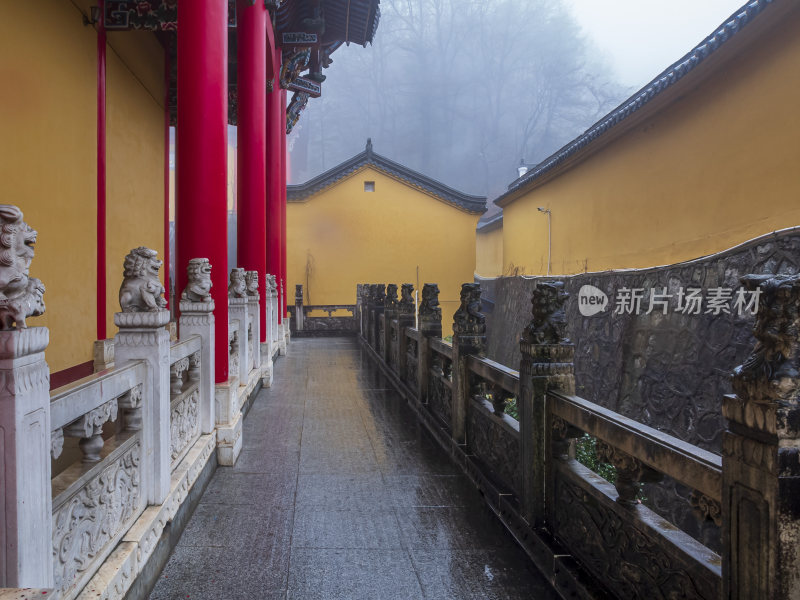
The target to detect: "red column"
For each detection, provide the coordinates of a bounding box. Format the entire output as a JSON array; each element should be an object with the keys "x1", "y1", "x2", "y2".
[
  {"x1": 96, "y1": 0, "x2": 107, "y2": 341},
  {"x1": 280, "y1": 89, "x2": 288, "y2": 321},
  {"x1": 236, "y1": 0, "x2": 267, "y2": 342},
  {"x1": 266, "y1": 46, "x2": 282, "y2": 324},
  {"x1": 177, "y1": 0, "x2": 229, "y2": 383}
]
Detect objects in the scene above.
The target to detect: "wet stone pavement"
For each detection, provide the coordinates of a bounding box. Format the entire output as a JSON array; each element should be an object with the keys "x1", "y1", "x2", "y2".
[{"x1": 150, "y1": 337, "x2": 558, "y2": 600}]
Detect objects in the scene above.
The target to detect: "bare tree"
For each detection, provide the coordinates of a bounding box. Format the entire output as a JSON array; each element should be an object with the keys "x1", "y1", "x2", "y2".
[{"x1": 290, "y1": 0, "x2": 628, "y2": 202}]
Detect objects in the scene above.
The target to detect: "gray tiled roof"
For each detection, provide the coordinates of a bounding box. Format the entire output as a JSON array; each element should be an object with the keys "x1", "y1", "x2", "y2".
[{"x1": 287, "y1": 139, "x2": 487, "y2": 215}]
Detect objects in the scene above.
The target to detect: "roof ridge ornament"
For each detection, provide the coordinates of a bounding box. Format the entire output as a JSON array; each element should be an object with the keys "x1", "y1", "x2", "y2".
[{"x1": 366, "y1": 138, "x2": 373, "y2": 156}]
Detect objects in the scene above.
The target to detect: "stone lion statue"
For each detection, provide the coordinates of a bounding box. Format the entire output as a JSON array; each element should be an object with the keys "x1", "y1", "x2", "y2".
[
  {"x1": 0, "y1": 205, "x2": 46, "y2": 329},
  {"x1": 266, "y1": 274, "x2": 277, "y2": 293},
  {"x1": 245, "y1": 271, "x2": 259, "y2": 297},
  {"x1": 522, "y1": 280, "x2": 569, "y2": 345},
  {"x1": 228, "y1": 268, "x2": 247, "y2": 298},
  {"x1": 119, "y1": 247, "x2": 167, "y2": 312},
  {"x1": 181, "y1": 258, "x2": 213, "y2": 302},
  {"x1": 454, "y1": 283, "x2": 486, "y2": 336}
]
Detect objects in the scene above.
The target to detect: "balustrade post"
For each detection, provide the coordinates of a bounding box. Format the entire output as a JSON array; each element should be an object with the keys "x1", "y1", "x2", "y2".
[
  {"x1": 227, "y1": 268, "x2": 251, "y2": 385},
  {"x1": 372, "y1": 284, "x2": 386, "y2": 354},
  {"x1": 356, "y1": 284, "x2": 364, "y2": 338},
  {"x1": 417, "y1": 283, "x2": 443, "y2": 404},
  {"x1": 366, "y1": 285, "x2": 376, "y2": 348},
  {"x1": 518, "y1": 281, "x2": 574, "y2": 527},
  {"x1": 246, "y1": 271, "x2": 261, "y2": 376},
  {"x1": 113, "y1": 247, "x2": 171, "y2": 505},
  {"x1": 178, "y1": 258, "x2": 216, "y2": 434},
  {"x1": 397, "y1": 283, "x2": 415, "y2": 382},
  {"x1": 451, "y1": 283, "x2": 486, "y2": 445},
  {"x1": 278, "y1": 280, "x2": 287, "y2": 355},
  {"x1": 384, "y1": 284, "x2": 398, "y2": 365},
  {"x1": 265, "y1": 274, "x2": 277, "y2": 361},
  {"x1": 0, "y1": 327, "x2": 52, "y2": 587},
  {"x1": 723, "y1": 273, "x2": 800, "y2": 599},
  {"x1": 260, "y1": 274, "x2": 274, "y2": 386},
  {"x1": 295, "y1": 284, "x2": 304, "y2": 332}
]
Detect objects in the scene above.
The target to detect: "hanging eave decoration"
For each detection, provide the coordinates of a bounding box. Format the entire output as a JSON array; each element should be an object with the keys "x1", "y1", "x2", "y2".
[
  {"x1": 104, "y1": 0, "x2": 238, "y2": 30},
  {"x1": 286, "y1": 92, "x2": 310, "y2": 134}
]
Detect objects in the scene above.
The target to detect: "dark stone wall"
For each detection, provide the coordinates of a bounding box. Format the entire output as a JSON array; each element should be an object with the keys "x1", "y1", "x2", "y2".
[{"x1": 478, "y1": 228, "x2": 800, "y2": 452}]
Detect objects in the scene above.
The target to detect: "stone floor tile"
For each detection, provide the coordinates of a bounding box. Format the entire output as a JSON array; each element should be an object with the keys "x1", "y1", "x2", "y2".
[
  {"x1": 150, "y1": 544, "x2": 290, "y2": 600},
  {"x1": 177, "y1": 503, "x2": 293, "y2": 550},
  {"x1": 287, "y1": 548, "x2": 424, "y2": 600},
  {"x1": 199, "y1": 470, "x2": 297, "y2": 509},
  {"x1": 395, "y1": 506, "x2": 516, "y2": 550},
  {"x1": 295, "y1": 472, "x2": 388, "y2": 509},
  {"x1": 409, "y1": 548, "x2": 559, "y2": 600},
  {"x1": 382, "y1": 474, "x2": 484, "y2": 507},
  {"x1": 291, "y1": 508, "x2": 404, "y2": 549}
]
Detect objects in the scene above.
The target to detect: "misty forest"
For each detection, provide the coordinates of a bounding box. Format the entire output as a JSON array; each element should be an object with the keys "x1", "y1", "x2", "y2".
[{"x1": 288, "y1": 0, "x2": 633, "y2": 207}]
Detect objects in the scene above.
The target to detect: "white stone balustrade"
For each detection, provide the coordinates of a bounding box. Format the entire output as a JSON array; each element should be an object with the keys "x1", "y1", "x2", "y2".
[
  {"x1": 0, "y1": 327, "x2": 53, "y2": 588},
  {"x1": 0, "y1": 240, "x2": 285, "y2": 598}
]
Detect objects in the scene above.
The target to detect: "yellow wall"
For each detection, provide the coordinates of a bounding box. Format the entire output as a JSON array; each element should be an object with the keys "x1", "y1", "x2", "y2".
[
  {"x1": 0, "y1": 1, "x2": 165, "y2": 373},
  {"x1": 287, "y1": 166, "x2": 480, "y2": 333},
  {"x1": 475, "y1": 225, "x2": 504, "y2": 277},
  {"x1": 502, "y1": 6, "x2": 800, "y2": 276}
]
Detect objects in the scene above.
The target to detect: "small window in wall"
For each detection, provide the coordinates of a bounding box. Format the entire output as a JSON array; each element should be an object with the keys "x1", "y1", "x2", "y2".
[{"x1": 364, "y1": 181, "x2": 375, "y2": 192}]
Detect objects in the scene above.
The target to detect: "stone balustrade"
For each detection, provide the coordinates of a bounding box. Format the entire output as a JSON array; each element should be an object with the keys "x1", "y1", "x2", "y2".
[
  {"x1": 354, "y1": 275, "x2": 800, "y2": 600},
  {"x1": 0, "y1": 210, "x2": 287, "y2": 599}
]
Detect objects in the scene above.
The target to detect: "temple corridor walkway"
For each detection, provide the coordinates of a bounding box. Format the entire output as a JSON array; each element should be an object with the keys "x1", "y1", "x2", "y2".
[{"x1": 150, "y1": 338, "x2": 558, "y2": 600}]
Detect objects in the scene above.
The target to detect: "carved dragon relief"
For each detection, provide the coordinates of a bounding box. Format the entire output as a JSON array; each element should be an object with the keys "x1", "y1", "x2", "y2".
[{"x1": 0, "y1": 205, "x2": 45, "y2": 329}]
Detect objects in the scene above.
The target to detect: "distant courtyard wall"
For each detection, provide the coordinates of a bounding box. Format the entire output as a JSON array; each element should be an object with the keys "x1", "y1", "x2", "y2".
[
  {"x1": 287, "y1": 166, "x2": 481, "y2": 334},
  {"x1": 499, "y1": 3, "x2": 800, "y2": 276}
]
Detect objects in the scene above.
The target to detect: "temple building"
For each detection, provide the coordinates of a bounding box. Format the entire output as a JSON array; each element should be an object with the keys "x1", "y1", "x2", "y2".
[
  {"x1": 485, "y1": 0, "x2": 800, "y2": 276},
  {"x1": 287, "y1": 140, "x2": 486, "y2": 329}
]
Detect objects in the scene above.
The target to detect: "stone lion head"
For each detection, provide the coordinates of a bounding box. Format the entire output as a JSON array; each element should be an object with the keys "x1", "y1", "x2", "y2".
[
  {"x1": 124, "y1": 247, "x2": 163, "y2": 280},
  {"x1": 0, "y1": 205, "x2": 37, "y2": 276}
]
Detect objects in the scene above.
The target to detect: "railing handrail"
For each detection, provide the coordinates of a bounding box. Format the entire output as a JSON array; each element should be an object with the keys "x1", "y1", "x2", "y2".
[
  {"x1": 429, "y1": 337, "x2": 453, "y2": 358},
  {"x1": 405, "y1": 327, "x2": 421, "y2": 341},
  {"x1": 170, "y1": 334, "x2": 201, "y2": 364},
  {"x1": 549, "y1": 390, "x2": 722, "y2": 500},
  {"x1": 50, "y1": 361, "x2": 147, "y2": 431},
  {"x1": 467, "y1": 354, "x2": 520, "y2": 397}
]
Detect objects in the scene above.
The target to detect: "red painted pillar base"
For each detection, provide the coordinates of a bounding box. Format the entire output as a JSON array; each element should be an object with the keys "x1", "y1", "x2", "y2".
[{"x1": 177, "y1": 0, "x2": 229, "y2": 383}]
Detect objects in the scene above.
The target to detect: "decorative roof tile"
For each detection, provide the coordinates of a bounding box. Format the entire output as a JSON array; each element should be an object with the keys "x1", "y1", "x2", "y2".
[{"x1": 287, "y1": 139, "x2": 487, "y2": 214}]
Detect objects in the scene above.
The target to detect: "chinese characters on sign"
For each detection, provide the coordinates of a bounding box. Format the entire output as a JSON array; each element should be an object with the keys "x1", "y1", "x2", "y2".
[{"x1": 577, "y1": 284, "x2": 761, "y2": 317}]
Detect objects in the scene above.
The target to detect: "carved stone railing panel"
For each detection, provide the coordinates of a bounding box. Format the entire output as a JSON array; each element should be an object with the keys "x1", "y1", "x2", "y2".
[
  {"x1": 553, "y1": 460, "x2": 720, "y2": 600},
  {"x1": 467, "y1": 397, "x2": 522, "y2": 497},
  {"x1": 52, "y1": 436, "x2": 144, "y2": 599},
  {"x1": 427, "y1": 350, "x2": 453, "y2": 428},
  {"x1": 170, "y1": 386, "x2": 200, "y2": 469},
  {"x1": 388, "y1": 320, "x2": 399, "y2": 370},
  {"x1": 404, "y1": 331, "x2": 419, "y2": 389}
]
